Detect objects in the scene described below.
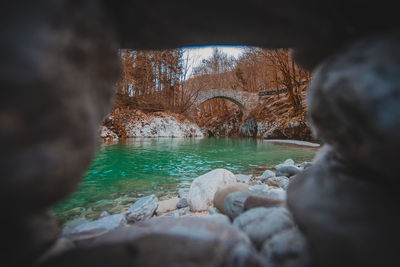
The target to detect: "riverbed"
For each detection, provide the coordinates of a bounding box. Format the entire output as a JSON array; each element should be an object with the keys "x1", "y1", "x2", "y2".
[{"x1": 54, "y1": 137, "x2": 317, "y2": 224}]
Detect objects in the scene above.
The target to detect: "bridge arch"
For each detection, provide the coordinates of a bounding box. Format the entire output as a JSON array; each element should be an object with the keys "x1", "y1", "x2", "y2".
[
  {"x1": 196, "y1": 95, "x2": 246, "y2": 111},
  {"x1": 194, "y1": 88, "x2": 259, "y2": 115}
]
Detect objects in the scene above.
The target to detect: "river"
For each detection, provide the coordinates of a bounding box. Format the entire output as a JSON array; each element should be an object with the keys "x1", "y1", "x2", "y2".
[{"x1": 54, "y1": 137, "x2": 317, "y2": 224}]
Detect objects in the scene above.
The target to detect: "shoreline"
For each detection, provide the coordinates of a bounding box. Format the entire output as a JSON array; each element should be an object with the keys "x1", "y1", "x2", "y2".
[
  {"x1": 60, "y1": 157, "x2": 311, "y2": 227},
  {"x1": 58, "y1": 139, "x2": 318, "y2": 225},
  {"x1": 59, "y1": 157, "x2": 311, "y2": 264},
  {"x1": 102, "y1": 136, "x2": 321, "y2": 142},
  {"x1": 58, "y1": 158, "x2": 312, "y2": 266},
  {"x1": 264, "y1": 139, "x2": 321, "y2": 147}
]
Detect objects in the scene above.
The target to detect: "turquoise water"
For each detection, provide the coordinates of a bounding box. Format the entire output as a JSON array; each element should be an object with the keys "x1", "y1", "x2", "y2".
[{"x1": 54, "y1": 137, "x2": 317, "y2": 224}]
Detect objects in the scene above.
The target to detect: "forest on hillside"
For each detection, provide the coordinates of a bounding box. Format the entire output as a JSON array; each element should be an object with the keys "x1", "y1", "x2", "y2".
[{"x1": 115, "y1": 47, "x2": 310, "y2": 114}]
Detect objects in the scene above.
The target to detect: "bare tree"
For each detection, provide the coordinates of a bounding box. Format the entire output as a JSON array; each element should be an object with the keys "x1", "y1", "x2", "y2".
[
  {"x1": 114, "y1": 49, "x2": 183, "y2": 112},
  {"x1": 236, "y1": 48, "x2": 310, "y2": 114}
]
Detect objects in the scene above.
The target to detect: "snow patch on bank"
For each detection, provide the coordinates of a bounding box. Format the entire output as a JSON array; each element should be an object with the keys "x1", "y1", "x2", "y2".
[
  {"x1": 100, "y1": 126, "x2": 119, "y2": 141},
  {"x1": 257, "y1": 121, "x2": 279, "y2": 138},
  {"x1": 125, "y1": 114, "x2": 204, "y2": 137}
]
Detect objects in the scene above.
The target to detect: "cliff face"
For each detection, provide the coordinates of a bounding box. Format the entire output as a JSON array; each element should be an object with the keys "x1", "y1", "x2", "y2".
[
  {"x1": 248, "y1": 86, "x2": 314, "y2": 140},
  {"x1": 196, "y1": 110, "x2": 243, "y2": 137},
  {"x1": 194, "y1": 86, "x2": 315, "y2": 140},
  {"x1": 244, "y1": 118, "x2": 313, "y2": 141},
  {"x1": 197, "y1": 115, "x2": 313, "y2": 140}
]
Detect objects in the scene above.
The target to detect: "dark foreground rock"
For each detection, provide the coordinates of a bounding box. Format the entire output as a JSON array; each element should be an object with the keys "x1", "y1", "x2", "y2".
[
  {"x1": 288, "y1": 33, "x2": 400, "y2": 267},
  {"x1": 39, "y1": 217, "x2": 264, "y2": 267},
  {"x1": 62, "y1": 218, "x2": 89, "y2": 236},
  {"x1": 206, "y1": 214, "x2": 231, "y2": 225},
  {"x1": 261, "y1": 227, "x2": 310, "y2": 267},
  {"x1": 244, "y1": 195, "x2": 285, "y2": 211},
  {"x1": 67, "y1": 214, "x2": 127, "y2": 235}
]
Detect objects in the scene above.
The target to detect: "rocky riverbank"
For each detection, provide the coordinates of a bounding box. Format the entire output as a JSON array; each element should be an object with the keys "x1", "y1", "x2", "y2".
[
  {"x1": 100, "y1": 109, "x2": 204, "y2": 141},
  {"x1": 99, "y1": 104, "x2": 315, "y2": 141},
  {"x1": 193, "y1": 110, "x2": 314, "y2": 140},
  {"x1": 51, "y1": 158, "x2": 312, "y2": 266}
]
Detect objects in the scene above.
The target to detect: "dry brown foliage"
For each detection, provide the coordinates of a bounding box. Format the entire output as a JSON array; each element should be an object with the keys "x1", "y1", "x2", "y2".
[{"x1": 111, "y1": 47, "x2": 312, "y2": 138}]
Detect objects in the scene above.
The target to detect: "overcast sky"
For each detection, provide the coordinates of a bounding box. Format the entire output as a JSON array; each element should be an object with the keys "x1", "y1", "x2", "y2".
[{"x1": 182, "y1": 45, "x2": 245, "y2": 78}]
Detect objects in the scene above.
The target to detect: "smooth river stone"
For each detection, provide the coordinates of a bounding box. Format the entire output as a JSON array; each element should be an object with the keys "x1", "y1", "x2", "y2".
[
  {"x1": 236, "y1": 174, "x2": 253, "y2": 184},
  {"x1": 176, "y1": 197, "x2": 189, "y2": 209},
  {"x1": 213, "y1": 183, "x2": 250, "y2": 213},
  {"x1": 249, "y1": 186, "x2": 287, "y2": 201},
  {"x1": 156, "y1": 197, "x2": 179, "y2": 215},
  {"x1": 125, "y1": 195, "x2": 158, "y2": 223},
  {"x1": 233, "y1": 207, "x2": 294, "y2": 248},
  {"x1": 275, "y1": 165, "x2": 300, "y2": 177},
  {"x1": 223, "y1": 189, "x2": 287, "y2": 220},
  {"x1": 260, "y1": 170, "x2": 275, "y2": 182},
  {"x1": 224, "y1": 191, "x2": 253, "y2": 220},
  {"x1": 265, "y1": 176, "x2": 290, "y2": 190}
]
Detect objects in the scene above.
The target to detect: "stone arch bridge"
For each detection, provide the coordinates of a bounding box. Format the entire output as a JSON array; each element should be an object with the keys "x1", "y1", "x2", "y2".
[{"x1": 194, "y1": 88, "x2": 260, "y2": 116}]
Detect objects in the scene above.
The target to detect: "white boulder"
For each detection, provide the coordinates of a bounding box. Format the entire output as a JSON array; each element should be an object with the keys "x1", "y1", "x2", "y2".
[
  {"x1": 260, "y1": 170, "x2": 275, "y2": 182},
  {"x1": 125, "y1": 114, "x2": 203, "y2": 137},
  {"x1": 156, "y1": 197, "x2": 179, "y2": 215},
  {"x1": 236, "y1": 174, "x2": 253, "y2": 184},
  {"x1": 188, "y1": 169, "x2": 237, "y2": 211}
]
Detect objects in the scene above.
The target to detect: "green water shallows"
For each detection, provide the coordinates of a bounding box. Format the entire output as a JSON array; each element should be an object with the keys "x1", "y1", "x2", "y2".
[{"x1": 54, "y1": 137, "x2": 317, "y2": 224}]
